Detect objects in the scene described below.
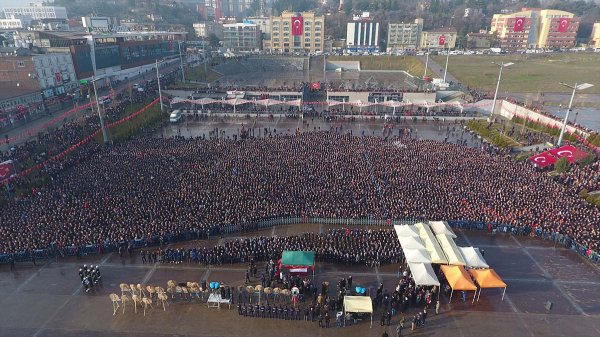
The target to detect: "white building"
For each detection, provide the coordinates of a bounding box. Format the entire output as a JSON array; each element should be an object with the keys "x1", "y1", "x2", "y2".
[
  {"x1": 346, "y1": 21, "x2": 380, "y2": 52},
  {"x1": 2, "y1": 4, "x2": 67, "y2": 20},
  {"x1": 0, "y1": 18, "x2": 24, "y2": 29},
  {"x1": 32, "y1": 53, "x2": 78, "y2": 96}
]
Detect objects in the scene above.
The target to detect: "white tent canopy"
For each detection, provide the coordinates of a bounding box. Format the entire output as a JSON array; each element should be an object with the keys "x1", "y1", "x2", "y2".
[
  {"x1": 398, "y1": 235, "x2": 426, "y2": 250},
  {"x1": 343, "y1": 296, "x2": 373, "y2": 327},
  {"x1": 458, "y1": 247, "x2": 489, "y2": 269},
  {"x1": 404, "y1": 248, "x2": 433, "y2": 264},
  {"x1": 428, "y1": 221, "x2": 457, "y2": 238},
  {"x1": 255, "y1": 98, "x2": 283, "y2": 106},
  {"x1": 415, "y1": 222, "x2": 448, "y2": 264},
  {"x1": 436, "y1": 234, "x2": 467, "y2": 266},
  {"x1": 408, "y1": 262, "x2": 440, "y2": 287},
  {"x1": 394, "y1": 225, "x2": 420, "y2": 238}
]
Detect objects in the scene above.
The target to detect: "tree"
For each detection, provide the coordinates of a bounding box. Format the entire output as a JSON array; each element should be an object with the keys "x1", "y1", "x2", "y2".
[
  {"x1": 555, "y1": 157, "x2": 570, "y2": 173},
  {"x1": 208, "y1": 33, "x2": 221, "y2": 48}
]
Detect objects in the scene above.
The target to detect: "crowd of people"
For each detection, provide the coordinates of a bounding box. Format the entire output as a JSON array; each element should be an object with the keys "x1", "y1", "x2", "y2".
[
  {"x1": 143, "y1": 228, "x2": 401, "y2": 267},
  {"x1": 1, "y1": 129, "x2": 599, "y2": 256},
  {"x1": 555, "y1": 160, "x2": 600, "y2": 194}
]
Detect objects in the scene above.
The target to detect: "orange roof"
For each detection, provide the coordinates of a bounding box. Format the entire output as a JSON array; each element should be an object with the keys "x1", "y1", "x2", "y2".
[
  {"x1": 468, "y1": 269, "x2": 507, "y2": 289},
  {"x1": 440, "y1": 265, "x2": 477, "y2": 291}
]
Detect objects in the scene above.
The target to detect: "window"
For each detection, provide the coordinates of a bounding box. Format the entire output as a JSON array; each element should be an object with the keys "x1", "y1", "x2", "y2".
[
  {"x1": 305, "y1": 33, "x2": 310, "y2": 37},
  {"x1": 16, "y1": 60, "x2": 25, "y2": 67}
]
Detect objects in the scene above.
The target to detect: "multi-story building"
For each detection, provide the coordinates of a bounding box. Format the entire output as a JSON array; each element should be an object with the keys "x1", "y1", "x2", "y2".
[
  {"x1": 466, "y1": 32, "x2": 496, "y2": 49},
  {"x1": 222, "y1": 23, "x2": 261, "y2": 52},
  {"x1": 270, "y1": 11, "x2": 324, "y2": 54},
  {"x1": 245, "y1": 17, "x2": 270, "y2": 39},
  {"x1": 420, "y1": 27, "x2": 457, "y2": 49},
  {"x1": 346, "y1": 21, "x2": 380, "y2": 52},
  {"x1": 82, "y1": 17, "x2": 120, "y2": 32},
  {"x1": 490, "y1": 8, "x2": 579, "y2": 50},
  {"x1": 0, "y1": 53, "x2": 80, "y2": 96},
  {"x1": 193, "y1": 22, "x2": 224, "y2": 39},
  {"x1": 591, "y1": 22, "x2": 600, "y2": 48},
  {"x1": 0, "y1": 18, "x2": 24, "y2": 30},
  {"x1": 387, "y1": 19, "x2": 423, "y2": 52},
  {"x1": 15, "y1": 30, "x2": 186, "y2": 84},
  {"x1": 2, "y1": 4, "x2": 67, "y2": 20}
]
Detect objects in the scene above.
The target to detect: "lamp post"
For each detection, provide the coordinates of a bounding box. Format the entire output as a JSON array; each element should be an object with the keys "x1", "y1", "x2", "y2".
[
  {"x1": 156, "y1": 59, "x2": 164, "y2": 112},
  {"x1": 443, "y1": 44, "x2": 450, "y2": 83},
  {"x1": 178, "y1": 41, "x2": 186, "y2": 83},
  {"x1": 424, "y1": 50, "x2": 429, "y2": 78},
  {"x1": 490, "y1": 61, "x2": 514, "y2": 123},
  {"x1": 91, "y1": 77, "x2": 109, "y2": 143},
  {"x1": 557, "y1": 82, "x2": 594, "y2": 146}
]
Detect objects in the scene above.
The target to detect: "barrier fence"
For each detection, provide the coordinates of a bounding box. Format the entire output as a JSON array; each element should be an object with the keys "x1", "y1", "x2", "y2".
[{"x1": 1, "y1": 216, "x2": 597, "y2": 266}]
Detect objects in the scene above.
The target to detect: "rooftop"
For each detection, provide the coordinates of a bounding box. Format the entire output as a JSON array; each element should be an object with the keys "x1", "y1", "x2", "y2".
[{"x1": 424, "y1": 27, "x2": 458, "y2": 33}]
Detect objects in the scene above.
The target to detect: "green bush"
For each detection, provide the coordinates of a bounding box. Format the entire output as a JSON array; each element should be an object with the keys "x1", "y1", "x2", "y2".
[
  {"x1": 554, "y1": 157, "x2": 570, "y2": 173},
  {"x1": 511, "y1": 116, "x2": 577, "y2": 142},
  {"x1": 466, "y1": 120, "x2": 521, "y2": 148}
]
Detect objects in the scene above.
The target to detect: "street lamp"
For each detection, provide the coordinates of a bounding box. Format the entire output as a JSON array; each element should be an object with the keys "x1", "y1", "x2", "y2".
[
  {"x1": 424, "y1": 49, "x2": 430, "y2": 78},
  {"x1": 156, "y1": 59, "x2": 165, "y2": 112},
  {"x1": 178, "y1": 41, "x2": 186, "y2": 83},
  {"x1": 490, "y1": 61, "x2": 514, "y2": 122},
  {"x1": 557, "y1": 82, "x2": 594, "y2": 146},
  {"x1": 90, "y1": 77, "x2": 109, "y2": 143},
  {"x1": 443, "y1": 44, "x2": 450, "y2": 83}
]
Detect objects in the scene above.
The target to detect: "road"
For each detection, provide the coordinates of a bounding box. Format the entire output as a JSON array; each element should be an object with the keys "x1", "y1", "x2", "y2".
[{"x1": 1, "y1": 61, "x2": 181, "y2": 152}]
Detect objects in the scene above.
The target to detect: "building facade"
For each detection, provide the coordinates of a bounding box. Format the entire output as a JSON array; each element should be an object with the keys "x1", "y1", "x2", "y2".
[
  {"x1": 490, "y1": 8, "x2": 579, "y2": 50},
  {"x1": 0, "y1": 53, "x2": 78, "y2": 97},
  {"x1": 0, "y1": 18, "x2": 24, "y2": 29},
  {"x1": 387, "y1": 19, "x2": 423, "y2": 52},
  {"x1": 222, "y1": 23, "x2": 261, "y2": 52},
  {"x1": 270, "y1": 11, "x2": 324, "y2": 54},
  {"x1": 466, "y1": 32, "x2": 496, "y2": 49},
  {"x1": 193, "y1": 22, "x2": 224, "y2": 39},
  {"x1": 2, "y1": 4, "x2": 67, "y2": 20},
  {"x1": 346, "y1": 21, "x2": 380, "y2": 52},
  {"x1": 591, "y1": 22, "x2": 600, "y2": 48},
  {"x1": 420, "y1": 28, "x2": 457, "y2": 49}
]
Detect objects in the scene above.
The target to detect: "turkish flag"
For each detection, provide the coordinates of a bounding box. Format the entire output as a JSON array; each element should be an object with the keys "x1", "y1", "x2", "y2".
[
  {"x1": 548, "y1": 145, "x2": 587, "y2": 163},
  {"x1": 55, "y1": 72, "x2": 62, "y2": 84},
  {"x1": 310, "y1": 82, "x2": 321, "y2": 90},
  {"x1": 528, "y1": 152, "x2": 556, "y2": 168},
  {"x1": 438, "y1": 35, "x2": 446, "y2": 46},
  {"x1": 513, "y1": 17, "x2": 526, "y2": 32},
  {"x1": 557, "y1": 18, "x2": 570, "y2": 33},
  {"x1": 291, "y1": 16, "x2": 303, "y2": 36},
  {"x1": 0, "y1": 160, "x2": 14, "y2": 180}
]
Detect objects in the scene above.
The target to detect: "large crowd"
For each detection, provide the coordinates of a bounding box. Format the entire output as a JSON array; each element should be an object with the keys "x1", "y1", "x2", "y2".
[{"x1": 1, "y1": 131, "x2": 599, "y2": 256}]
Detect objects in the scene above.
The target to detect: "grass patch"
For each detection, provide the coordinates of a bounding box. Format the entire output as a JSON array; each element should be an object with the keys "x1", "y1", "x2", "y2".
[
  {"x1": 579, "y1": 189, "x2": 600, "y2": 211},
  {"x1": 185, "y1": 63, "x2": 221, "y2": 82},
  {"x1": 328, "y1": 55, "x2": 434, "y2": 76},
  {"x1": 96, "y1": 103, "x2": 167, "y2": 143},
  {"x1": 432, "y1": 53, "x2": 600, "y2": 94},
  {"x1": 586, "y1": 133, "x2": 600, "y2": 147},
  {"x1": 466, "y1": 119, "x2": 521, "y2": 148}
]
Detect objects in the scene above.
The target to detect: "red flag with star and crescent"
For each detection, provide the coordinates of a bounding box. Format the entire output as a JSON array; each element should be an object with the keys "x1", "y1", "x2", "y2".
[
  {"x1": 528, "y1": 152, "x2": 556, "y2": 168},
  {"x1": 0, "y1": 160, "x2": 14, "y2": 182},
  {"x1": 291, "y1": 16, "x2": 303, "y2": 36},
  {"x1": 513, "y1": 17, "x2": 526, "y2": 32},
  {"x1": 557, "y1": 18, "x2": 571, "y2": 33},
  {"x1": 438, "y1": 35, "x2": 446, "y2": 46}
]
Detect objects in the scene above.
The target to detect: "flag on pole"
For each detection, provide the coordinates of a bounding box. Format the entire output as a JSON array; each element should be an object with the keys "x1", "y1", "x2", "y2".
[
  {"x1": 291, "y1": 16, "x2": 303, "y2": 36},
  {"x1": 438, "y1": 35, "x2": 446, "y2": 46},
  {"x1": 557, "y1": 18, "x2": 570, "y2": 33},
  {"x1": 513, "y1": 17, "x2": 526, "y2": 32}
]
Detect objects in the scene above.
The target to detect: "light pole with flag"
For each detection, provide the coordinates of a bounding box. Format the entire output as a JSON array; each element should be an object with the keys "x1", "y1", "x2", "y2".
[
  {"x1": 90, "y1": 77, "x2": 109, "y2": 143},
  {"x1": 557, "y1": 82, "x2": 593, "y2": 146},
  {"x1": 490, "y1": 61, "x2": 514, "y2": 123}
]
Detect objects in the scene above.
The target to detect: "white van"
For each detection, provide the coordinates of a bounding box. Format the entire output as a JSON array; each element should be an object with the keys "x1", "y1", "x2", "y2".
[{"x1": 169, "y1": 110, "x2": 182, "y2": 123}]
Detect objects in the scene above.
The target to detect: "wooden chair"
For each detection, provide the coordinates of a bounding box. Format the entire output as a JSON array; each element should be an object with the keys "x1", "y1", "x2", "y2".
[
  {"x1": 146, "y1": 285, "x2": 156, "y2": 299},
  {"x1": 142, "y1": 297, "x2": 153, "y2": 316},
  {"x1": 157, "y1": 292, "x2": 169, "y2": 311},
  {"x1": 121, "y1": 294, "x2": 131, "y2": 314},
  {"x1": 109, "y1": 293, "x2": 121, "y2": 315},
  {"x1": 131, "y1": 294, "x2": 140, "y2": 314},
  {"x1": 119, "y1": 283, "x2": 131, "y2": 297},
  {"x1": 137, "y1": 284, "x2": 147, "y2": 298}
]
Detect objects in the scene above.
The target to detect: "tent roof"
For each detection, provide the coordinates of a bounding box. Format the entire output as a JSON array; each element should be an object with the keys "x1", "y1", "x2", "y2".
[
  {"x1": 436, "y1": 234, "x2": 467, "y2": 266},
  {"x1": 281, "y1": 251, "x2": 315, "y2": 267},
  {"x1": 398, "y1": 235, "x2": 426, "y2": 250},
  {"x1": 468, "y1": 269, "x2": 506, "y2": 289},
  {"x1": 394, "y1": 225, "x2": 420, "y2": 238},
  {"x1": 408, "y1": 262, "x2": 440, "y2": 286},
  {"x1": 415, "y1": 222, "x2": 448, "y2": 264},
  {"x1": 404, "y1": 248, "x2": 432, "y2": 264},
  {"x1": 458, "y1": 247, "x2": 489, "y2": 269},
  {"x1": 428, "y1": 221, "x2": 457, "y2": 238},
  {"x1": 440, "y1": 265, "x2": 477, "y2": 291},
  {"x1": 343, "y1": 296, "x2": 373, "y2": 313}
]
